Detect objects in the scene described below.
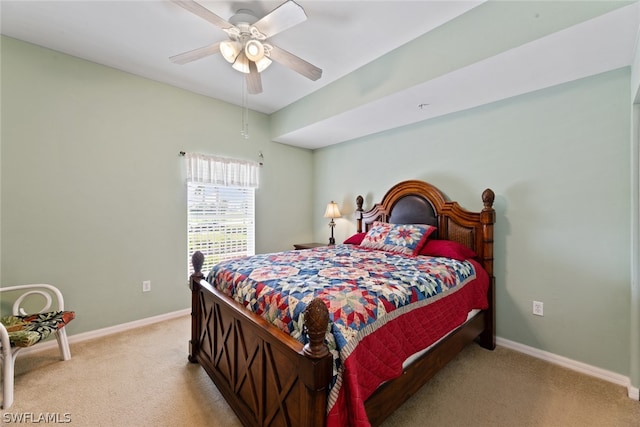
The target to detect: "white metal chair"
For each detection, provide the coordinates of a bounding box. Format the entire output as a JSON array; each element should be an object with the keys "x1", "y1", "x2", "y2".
[{"x1": 1, "y1": 284, "x2": 75, "y2": 409}]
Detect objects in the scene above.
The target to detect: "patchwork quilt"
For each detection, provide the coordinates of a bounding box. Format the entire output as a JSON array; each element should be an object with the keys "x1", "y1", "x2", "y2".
[{"x1": 207, "y1": 244, "x2": 489, "y2": 427}]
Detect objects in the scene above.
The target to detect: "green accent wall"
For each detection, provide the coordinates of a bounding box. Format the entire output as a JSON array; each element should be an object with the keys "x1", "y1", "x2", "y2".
[
  {"x1": 313, "y1": 68, "x2": 632, "y2": 378},
  {"x1": 0, "y1": 36, "x2": 314, "y2": 333}
]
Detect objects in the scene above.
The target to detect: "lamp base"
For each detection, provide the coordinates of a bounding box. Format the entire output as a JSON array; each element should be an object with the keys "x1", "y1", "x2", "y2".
[{"x1": 329, "y1": 222, "x2": 336, "y2": 245}]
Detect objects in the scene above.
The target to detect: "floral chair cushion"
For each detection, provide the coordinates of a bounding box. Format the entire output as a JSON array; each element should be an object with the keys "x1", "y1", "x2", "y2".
[{"x1": 1, "y1": 311, "x2": 75, "y2": 347}]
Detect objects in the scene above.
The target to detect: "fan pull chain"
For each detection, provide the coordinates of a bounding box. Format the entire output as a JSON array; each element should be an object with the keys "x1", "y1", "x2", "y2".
[{"x1": 241, "y1": 77, "x2": 249, "y2": 139}]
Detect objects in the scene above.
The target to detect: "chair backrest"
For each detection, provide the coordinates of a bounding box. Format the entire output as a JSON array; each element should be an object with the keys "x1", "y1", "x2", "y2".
[{"x1": 0, "y1": 284, "x2": 65, "y2": 316}]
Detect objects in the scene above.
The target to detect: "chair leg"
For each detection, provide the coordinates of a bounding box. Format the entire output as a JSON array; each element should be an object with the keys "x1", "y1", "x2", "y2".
[
  {"x1": 1, "y1": 349, "x2": 16, "y2": 409},
  {"x1": 55, "y1": 328, "x2": 71, "y2": 361},
  {"x1": 1, "y1": 329, "x2": 70, "y2": 409}
]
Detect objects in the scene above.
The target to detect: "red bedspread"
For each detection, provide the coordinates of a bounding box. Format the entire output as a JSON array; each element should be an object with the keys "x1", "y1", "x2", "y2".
[
  {"x1": 327, "y1": 258, "x2": 488, "y2": 426},
  {"x1": 208, "y1": 246, "x2": 489, "y2": 426}
]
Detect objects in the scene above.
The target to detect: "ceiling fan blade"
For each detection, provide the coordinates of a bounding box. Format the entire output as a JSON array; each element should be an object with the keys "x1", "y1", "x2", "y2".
[
  {"x1": 171, "y1": 0, "x2": 233, "y2": 29},
  {"x1": 170, "y1": 42, "x2": 221, "y2": 65},
  {"x1": 269, "y1": 45, "x2": 322, "y2": 81},
  {"x1": 247, "y1": 61, "x2": 263, "y2": 94},
  {"x1": 253, "y1": 0, "x2": 307, "y2": 38}
]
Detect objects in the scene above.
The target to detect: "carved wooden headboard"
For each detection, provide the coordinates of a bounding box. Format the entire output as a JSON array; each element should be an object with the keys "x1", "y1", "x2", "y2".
[{"x1": 355, "y1": 180, "x2": 495, "y2": 278}]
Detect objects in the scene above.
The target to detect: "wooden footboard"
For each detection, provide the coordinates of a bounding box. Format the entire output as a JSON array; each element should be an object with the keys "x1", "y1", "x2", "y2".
[{"x1": 189, "y1": 273, "x2": 333, "y2": 427}]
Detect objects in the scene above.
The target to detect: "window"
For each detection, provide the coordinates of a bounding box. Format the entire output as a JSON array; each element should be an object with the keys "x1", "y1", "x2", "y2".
[{"x1": 185, "y1": 153, "x2": 259, "y2": 276}]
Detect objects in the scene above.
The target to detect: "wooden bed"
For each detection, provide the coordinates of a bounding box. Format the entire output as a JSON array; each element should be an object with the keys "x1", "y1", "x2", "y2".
[{"x1": 188, "y1": 179, "x2": 496, "y2": 427}]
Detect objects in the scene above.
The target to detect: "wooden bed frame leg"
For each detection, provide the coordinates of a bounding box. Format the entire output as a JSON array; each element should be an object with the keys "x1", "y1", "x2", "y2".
[
  {"x1": 189, "y1": 251, "x2": 205, "y2": 363},
  {"x1": 478, "y1": 277, "x2": 496, "y2": 350},
  {"x1": 478, "y1": 189, "x2": 496, "y2": 350}
]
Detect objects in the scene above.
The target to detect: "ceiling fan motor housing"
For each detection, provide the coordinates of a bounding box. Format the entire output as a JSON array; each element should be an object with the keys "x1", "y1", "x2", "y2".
[{"x1": 229, "y1": 9, "x2": 258, "y2": 26}]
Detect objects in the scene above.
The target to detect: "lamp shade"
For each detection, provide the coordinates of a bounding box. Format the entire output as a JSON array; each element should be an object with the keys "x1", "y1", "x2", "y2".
[
  {"x1": 323, "y1": 201, "x2": 341, "y2": 219},
  {"x1": 245, "y1": 39, "x2": 265, "y2": 62},
  {"x1": 254, "y1": 55, "x2": 272, "y2": 72},
  {"x1": 220, "y1": 40, "x2": 241, "y2": 63},
  {"x1": 232, "y1": 52, "x2": 250, "y2": 74},
  {"x1": 232, "y1": 50, "x2": 272, "y2": 74}
]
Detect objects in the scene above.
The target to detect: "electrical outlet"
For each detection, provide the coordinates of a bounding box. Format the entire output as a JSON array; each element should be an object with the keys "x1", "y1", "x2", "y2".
[
  {"x1": 142, "y1": 280, "x2": 151, "y2": 292},
  {"x1": 533, "y1": 300, "x2": 544, "y2": 316}
]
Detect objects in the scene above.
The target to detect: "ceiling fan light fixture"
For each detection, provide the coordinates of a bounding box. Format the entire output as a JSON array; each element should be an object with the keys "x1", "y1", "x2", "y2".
[
  {"x1": 255, "y1": 56, "x2": 273, "y2": 72},
  {"x1": 232, "y1": 52, "x2": 250, "y2": 74},
  {"x1": 233, "y1": 47, "x2": 272, "y2": 74},
  {"x1": 245, "y1": 39, "x2": 265, "y2": 62},
  {"x1": 220, "y1": 40, "x2": 241, "y2": 63}
]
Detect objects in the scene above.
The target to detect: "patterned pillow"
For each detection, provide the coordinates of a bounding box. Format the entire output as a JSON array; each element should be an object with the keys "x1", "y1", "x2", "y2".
[{"x1": 360, "y1": 222, "x2": 436, "y2": 256}]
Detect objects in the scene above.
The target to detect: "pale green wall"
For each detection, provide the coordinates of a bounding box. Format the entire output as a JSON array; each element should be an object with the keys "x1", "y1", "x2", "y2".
[
  {"x1": 629, "y1": 7, "x2": 640, "y2": 391},
  {"x1": 0, "y1": 36, "x2": 314, "y2": 334},
  {"x1": 631, "y1": 103, "x2": 639, "y2": 390},
  {"x1": 313, "y1": 69, "x2": 632, "y2": 378}
]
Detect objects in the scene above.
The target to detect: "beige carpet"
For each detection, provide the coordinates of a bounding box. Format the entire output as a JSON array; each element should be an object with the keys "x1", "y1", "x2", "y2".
[{"x1": 2, "y1": 315, "x2": 638, "y2": 426}]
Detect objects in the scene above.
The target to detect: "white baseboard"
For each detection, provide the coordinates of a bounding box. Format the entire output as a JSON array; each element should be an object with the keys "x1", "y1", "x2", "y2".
[
  {"x1": 18, "y1": 308, "x2": 191, "y2": 356},
  {"x1": 17, "y1": 314, "x2": 640, "y2": 401},
  {"x1": 496, "y1": 337, "x2": 639, "y2": 401}
]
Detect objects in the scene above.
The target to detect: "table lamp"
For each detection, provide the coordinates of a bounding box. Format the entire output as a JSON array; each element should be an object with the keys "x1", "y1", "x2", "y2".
[{"x1": 323, "y1": 201, "x2": 341, "y2": 245}]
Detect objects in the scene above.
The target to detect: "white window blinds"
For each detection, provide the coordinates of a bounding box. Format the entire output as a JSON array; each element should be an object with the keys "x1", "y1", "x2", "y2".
[{"x1": 185, "y1": 153, "x2": 259, "y2": 276}]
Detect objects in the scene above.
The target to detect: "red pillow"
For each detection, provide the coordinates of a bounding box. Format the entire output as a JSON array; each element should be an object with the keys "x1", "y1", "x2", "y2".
[
  {"x1": 419, "y1": 239, "x2": 477, "y2": 260},
  {"x1": 343, "y1": 232, "x2": 366, "y2": 245}
]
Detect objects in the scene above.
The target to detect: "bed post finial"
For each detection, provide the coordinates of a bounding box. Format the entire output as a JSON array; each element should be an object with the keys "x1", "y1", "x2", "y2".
[
  {"x1": 190, "y1": 251, "x2": 205, "y2": 292},
  {"x1": 303, "y1": 298, "x2": 330, "y2": 358},
  {"x1": 482, "y1": 189, "x2": 495, "y2": 209},
  {"x1": 356, "y1": 195, "x2": 364, "y2": 233},
  {"x1": 191, "y1": 251, "x2": 205, "y2": 279}
]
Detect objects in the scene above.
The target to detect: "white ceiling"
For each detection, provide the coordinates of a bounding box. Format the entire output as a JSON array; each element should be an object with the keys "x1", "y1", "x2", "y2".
[{"x1": 2, "y1": 1, "x2": 639, "y2": 149}]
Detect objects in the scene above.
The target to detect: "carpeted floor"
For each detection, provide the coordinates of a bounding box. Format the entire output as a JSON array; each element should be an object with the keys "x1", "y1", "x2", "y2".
[{"x1": 2, "y1": 315, "x2": 638, "y2": 426}]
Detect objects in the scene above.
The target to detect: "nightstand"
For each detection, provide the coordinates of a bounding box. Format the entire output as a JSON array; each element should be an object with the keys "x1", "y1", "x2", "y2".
[{"x1": 293, "y1": 242, "x2": 328, "y2": 250}]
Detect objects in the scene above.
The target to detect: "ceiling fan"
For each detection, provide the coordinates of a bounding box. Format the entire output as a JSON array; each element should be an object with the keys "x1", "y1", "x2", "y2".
[{"x1": 170, "y1": 0, "x2": 322, "y2": 94}]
